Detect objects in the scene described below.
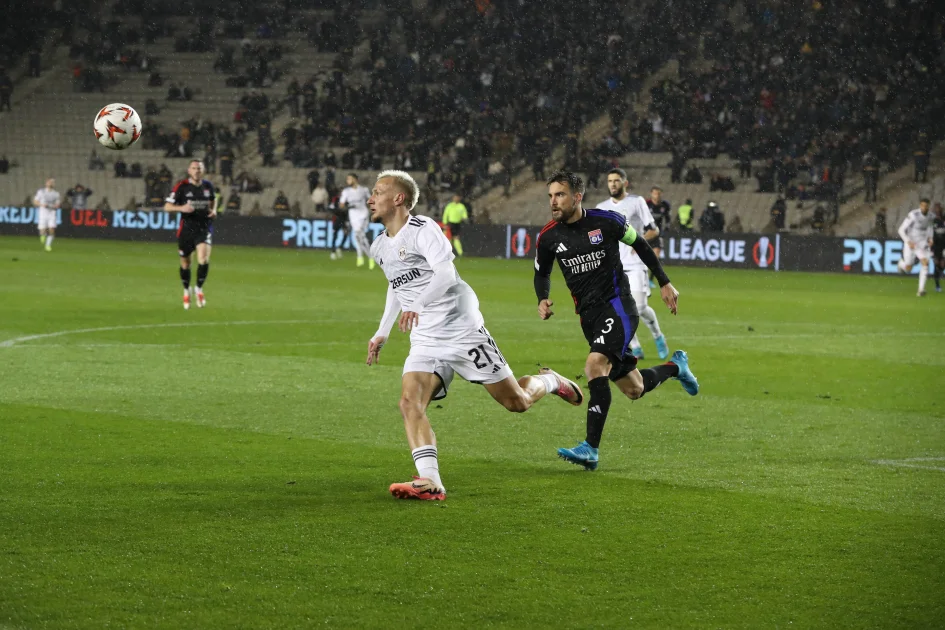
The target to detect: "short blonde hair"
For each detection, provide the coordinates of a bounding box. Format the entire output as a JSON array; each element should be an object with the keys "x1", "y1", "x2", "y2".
[{"x1": 376, "y1": 170, "x2": 419, "y2": 211}]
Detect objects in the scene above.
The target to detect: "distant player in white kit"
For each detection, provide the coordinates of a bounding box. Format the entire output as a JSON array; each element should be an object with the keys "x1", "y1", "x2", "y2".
[
  {"x1": 339, "y1": 173, "x2": 374, "y2": 269},
  {"x1": 34, "y1": 178, "x2": 61, "y2": 252},
  {"x1": 897, "y1": 198, "x2": 935, "y2": 296},
  {"x1": 597, "y1": 168, "x2": 669, "y2": 360},
  {"x1": 365, "y1": 170, "x2": 583, "y2": 501}
]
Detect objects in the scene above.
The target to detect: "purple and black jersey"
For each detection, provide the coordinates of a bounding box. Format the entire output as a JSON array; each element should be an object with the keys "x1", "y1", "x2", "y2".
[{"x1": 534, "y1": 208, "x2": 636, "y2": 314}]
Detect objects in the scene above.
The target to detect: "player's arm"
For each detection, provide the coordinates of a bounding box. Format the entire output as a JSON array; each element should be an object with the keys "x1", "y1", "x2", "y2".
[
  {"x1": 208, "y1": 184, "x2": 218, "y2": 218},
  {"x1": 163, "y1": 183, "x2": 194, "y2": 213},
  {"x1": 367, "y1": 284, "x2": 400, "y2": 366},
  {"x1": 638, "y1": 198, "x2": 659, "y2": 240},
  {"x1": 534, "y1": 234, "x2": 555, "y2": 319},
  {"x1": 621, "y1": 224, "x2": 679, "y2": 315},
  {"x1": 898, "y1": 215, "x2": 913, "y2": 245},
  {"x1": 399, "y1": 222, "x2": 456, "y2": 332}
]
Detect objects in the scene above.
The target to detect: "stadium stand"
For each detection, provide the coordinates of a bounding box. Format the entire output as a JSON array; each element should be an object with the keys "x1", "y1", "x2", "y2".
[{"x1": 1, "y1": 0, "x2": 941, "y2": 235}]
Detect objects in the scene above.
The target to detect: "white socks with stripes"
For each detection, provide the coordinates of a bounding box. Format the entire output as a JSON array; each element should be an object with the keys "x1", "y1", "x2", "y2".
[{"x1": 412, "y1": 445, "x2": 444, "y2": 491}]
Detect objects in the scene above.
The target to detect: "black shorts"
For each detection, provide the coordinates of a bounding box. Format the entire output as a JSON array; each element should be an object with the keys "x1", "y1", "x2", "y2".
[
  {"x1": 647, "y1": 236, "x2": 664, "y2": 250},
  {"x1": 447, "y1": 222, "x2": 462, "y2": 236},
  {"x1": 177, "y1": 221, "x2": 213, "y2": 257},
  {"x1": 933, "y1": 246, "x2": 945, "y2": 263},
  {"x1": 580, "y1": 295, "x2": 640, "y2": 381}
]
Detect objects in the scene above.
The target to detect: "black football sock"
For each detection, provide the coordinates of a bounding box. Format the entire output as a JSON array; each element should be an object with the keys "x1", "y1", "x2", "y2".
[
  {"x1": 585, "y1": 377, "x2": 612, "y2": 449},
  {"x1": 180, "y1": 266, "x2": 191, "y2": 290},
  {"x1": 935, "y1": 263, "x2": 942, "y2": 288},
  {"x1": 197, "y1": 263, "x2": 209, "y2": 288},
  {"x1": 640, "y1": 363, "x2": 679, "y2": 396}
]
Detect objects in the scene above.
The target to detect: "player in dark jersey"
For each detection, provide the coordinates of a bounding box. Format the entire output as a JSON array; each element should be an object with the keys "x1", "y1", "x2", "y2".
[
  {"x1": 534, "y1": 171, "x2": 699, "y2": 470},
  {"x1": 163, "y1": 159, "x2": 216, "y2": 310},
  {"x1": 932, "y1": 202, "x2": 945, "y2": 293},
  {"x1": 646, "y1": 186, "x2": 671, "y2": 286}
]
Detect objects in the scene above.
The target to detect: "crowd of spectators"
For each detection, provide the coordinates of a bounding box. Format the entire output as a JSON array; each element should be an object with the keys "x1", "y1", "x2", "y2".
[
  {"x1": 264, "y1": 0, "x2": 708, "y2": 200},
  {"x1": 637, "y1": 0, "x2": 945, "y2": 221}
]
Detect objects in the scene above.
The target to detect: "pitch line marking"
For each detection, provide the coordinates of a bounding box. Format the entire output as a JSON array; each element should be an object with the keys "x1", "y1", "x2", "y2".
[
  {"x1": 872, "y1": 457, "x2": 945, "y2": 472},
  {"x1": 0, "y1": 320, "x2": 317, "y2": 348}
]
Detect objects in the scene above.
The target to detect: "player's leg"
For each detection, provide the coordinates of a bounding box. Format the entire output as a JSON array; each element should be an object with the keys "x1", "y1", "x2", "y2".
[
  {"x1": 629, "y1": 269, "x2": 668, "y2": 359},
  {"x1": 918, "y1": 255, "x2": 929, "y2": 296},
  {"x1": 353, "y1": 228, "x2": 371, "y2": 267},
  {"x1": 454, "y1": 326, "x2": 582, "y2": 410},
  {"x1": 934, "y1": 253, "x2": 944, "y2": 291},
  {"x1": 483, "y1": 367, "x2": 583, "y2": 412},
  {"x1": 898, "y1": 242, "x2": 915, "y2": 273},
  {"x1": 40, "y1": 210, "x2": 55, "y2": 250},
  {"x1": 390, "y1": 368, "x2": 449, "y2": 500},
  {"x1": 557, "y1": 351, "x2": 611, "y2": 471},
  {"x1": 614, "y1": 349, "x2": 699, "y2": 399},
  {"x1": 194, "y1": 239, "x2": 211, "y2": 307},
  {"x1": 451, "y1": 224, "x2": 464, "y2": 257},
  {"x1": 629, "y1": 333, "x2": 644, "y2": 359},
  {"x1": 331, "y1": 219, "x2": 348, "y2": 258},
  {"x1": 178, "y1": 230, "x2": 195, "y2": 310},
  {"x1": 350, "y1": 212, "x2": 370, "y2": 267}
]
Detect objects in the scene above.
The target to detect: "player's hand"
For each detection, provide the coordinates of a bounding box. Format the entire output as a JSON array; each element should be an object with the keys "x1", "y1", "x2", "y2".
[
  {"x1": 908, "y1": 241, "x2": 916, "y2": 250},
  {"x1": 399, "y1": 311, "x2": 419, "y2": 332},
  {"x1": 181, "y1": 203, "x2": 196, "y2": 214},
  {"x1": 208, "y1": 208, "x2": 217, "y2": 219},
  {"x1": 538, "y1": 299, "x2": 554, "y2": 320},
  {"x1": 366, "y1": 336, "x2": 386, "y2": 366},
  {"x1": 660, "y1": 283, "x2": 679, "y2": 315}
]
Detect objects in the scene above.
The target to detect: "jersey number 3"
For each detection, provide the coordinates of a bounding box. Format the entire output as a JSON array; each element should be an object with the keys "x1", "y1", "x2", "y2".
[{"x1": 601, "y1": 318, "x2": 614, "y2": 334}]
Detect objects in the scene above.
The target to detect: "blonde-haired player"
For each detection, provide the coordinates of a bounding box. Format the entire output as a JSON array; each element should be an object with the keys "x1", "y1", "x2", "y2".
[
  {"x1": 34, "y1": 178, "x2": 61, "y2": 252},
  {"x1": 897, "y1": 198, "x2": 934, "y2": 296},
  {"x1": 365, "y1": 170, "x2": 583, "y2": 501}
]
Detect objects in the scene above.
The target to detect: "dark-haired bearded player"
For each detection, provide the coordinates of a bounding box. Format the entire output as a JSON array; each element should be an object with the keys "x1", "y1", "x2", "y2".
[
  {"x1": 534, "y1": 170, "x2": 699, "y2": 471},
  {"x1": 164, "y1": 159, "x2": 217, "y2": 310}
]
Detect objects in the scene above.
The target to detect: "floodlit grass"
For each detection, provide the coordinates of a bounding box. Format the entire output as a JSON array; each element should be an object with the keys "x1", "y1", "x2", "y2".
[{"x1": 1, "y1": 236, "x2": 943, "y2": 629}]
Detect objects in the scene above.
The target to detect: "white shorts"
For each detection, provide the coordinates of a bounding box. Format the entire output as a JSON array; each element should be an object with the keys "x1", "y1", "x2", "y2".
[
  {"x1": 403, "y1": 326, "x2": 514, "y2": 400},
  {"x1": 38, "y1": 208, "x2": 58, "y2": 231},
  {"x1": 626, "y1": 267, "x2": 651, "y2": 298},
  {"x1": 901, "y1": 242, "x2": 931, "y2": 268},
  {"x1": 349, "y1": 209, "x2": 369, "y2": 233}
]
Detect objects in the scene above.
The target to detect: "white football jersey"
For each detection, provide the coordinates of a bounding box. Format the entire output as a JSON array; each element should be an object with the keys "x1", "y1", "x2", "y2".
[
  {"x1": 340, "y1": 185, "x2": 370, "y2": 212},
  {"x1": 372, "y1": 214, "x2": 484, "y2": 343},
  {"x1": 34, "y1": 188, "x2": 61, "y2": 210},
  {"x1": 596, "y1": 194, "x2": 655, "y2": 270},
  {"x1": 898, "y1": 208, "x2": 934, "y2": 243}
]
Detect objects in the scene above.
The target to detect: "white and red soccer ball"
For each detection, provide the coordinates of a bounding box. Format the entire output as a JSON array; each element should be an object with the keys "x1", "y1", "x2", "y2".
[{"x1": 93, "y1": 103, "x2": 142, "y2": 150}]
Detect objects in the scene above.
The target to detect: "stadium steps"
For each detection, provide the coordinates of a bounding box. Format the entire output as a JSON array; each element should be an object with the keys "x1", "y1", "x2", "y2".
[{"x1": 835, "y1": 141, "x2": 945, "y2": 236}]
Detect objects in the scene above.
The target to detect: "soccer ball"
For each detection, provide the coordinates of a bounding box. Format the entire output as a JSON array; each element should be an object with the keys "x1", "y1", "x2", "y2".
[{"x1": 93, "y1": 103, "x2": 142, "y2": 150}]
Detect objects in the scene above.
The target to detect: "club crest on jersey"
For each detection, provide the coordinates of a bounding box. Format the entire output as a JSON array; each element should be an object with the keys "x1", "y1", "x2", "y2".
[
  {"x1": 398, "y1": 247, "x2": 407, "y2": 261},
  {"x1": 588, "y1": 229, "x2": 603, "y2": 245}
]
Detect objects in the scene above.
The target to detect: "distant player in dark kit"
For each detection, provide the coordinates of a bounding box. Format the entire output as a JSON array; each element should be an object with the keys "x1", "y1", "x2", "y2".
[
  {"x1": 646, "y1": 186, "x2": 671, "y2": 286},
  {"x1": 534, "y1": 170, "x2": 699, "y2": 470},
  {"x1": 163, "y1": 159, "x2": 216, "y2": 310},
  {"x1": 932, "y1": 202, "x2": 945, "y2": 293}
]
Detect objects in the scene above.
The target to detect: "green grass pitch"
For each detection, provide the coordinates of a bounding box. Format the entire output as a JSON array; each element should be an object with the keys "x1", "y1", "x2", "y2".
[{"x1": 1, "y1": 235, "x2": 943, "y2": 629}]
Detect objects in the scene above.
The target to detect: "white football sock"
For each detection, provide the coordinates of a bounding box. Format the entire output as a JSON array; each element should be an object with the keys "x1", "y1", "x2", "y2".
[
  {"x1": 919, "y1": 265, "x2": 928, "y2": 293},
  {"x1": 45, "y1": 235, "x2": 54, "y2": 247},
  {"x1": 630, "y1": 334, "x2": 642, "y2": 351},
  {"x1": 536, "y1": 372, "x2": 559, "y2": 395},
  {"x1": 633, "y1": 291, "x2": 662, "y2": 339},
  {"x1": 412, "y1": 445, "x2": 444, "y2": 491}
]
